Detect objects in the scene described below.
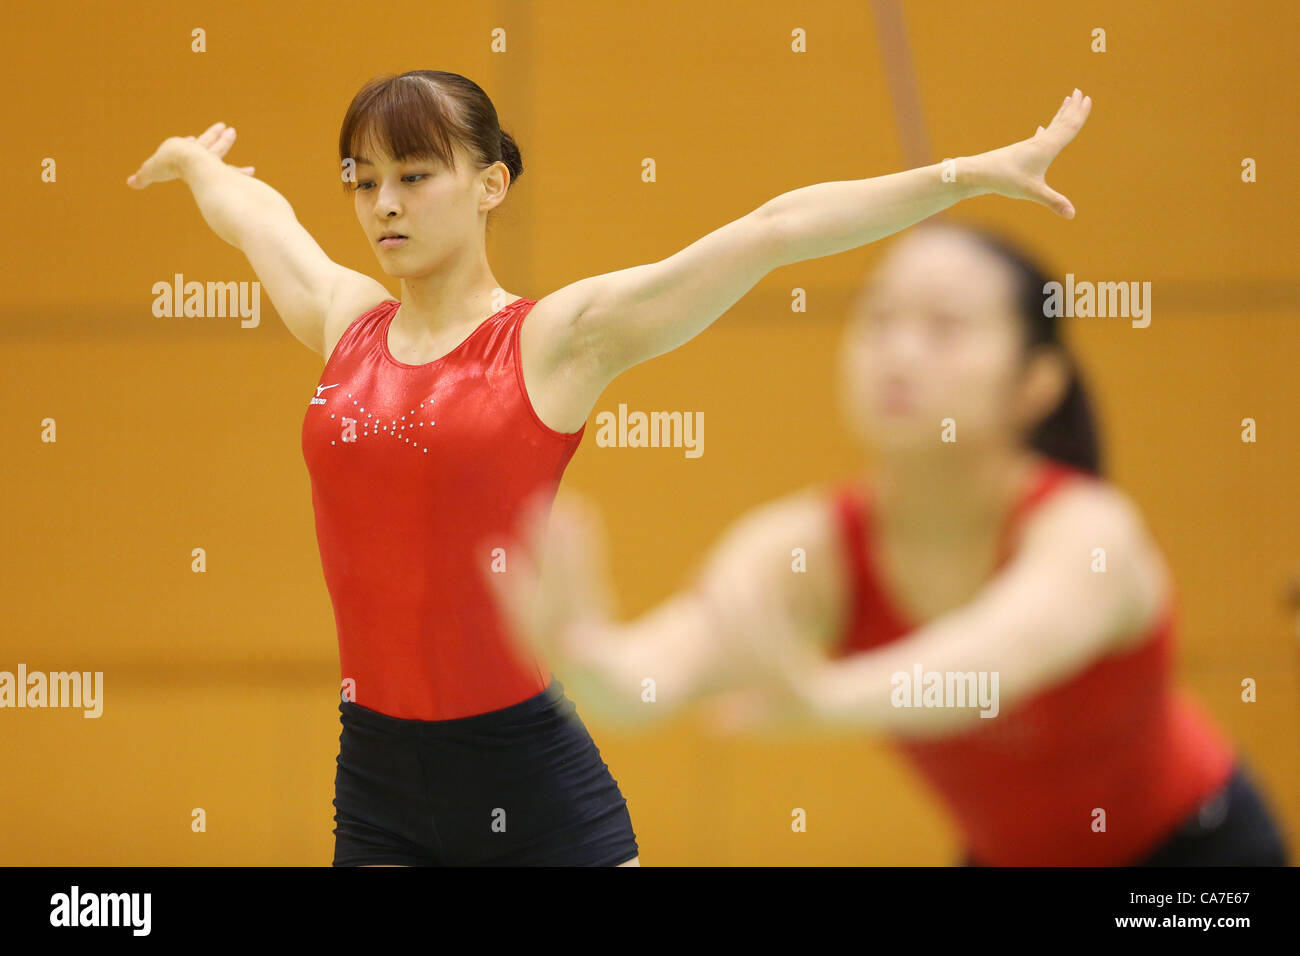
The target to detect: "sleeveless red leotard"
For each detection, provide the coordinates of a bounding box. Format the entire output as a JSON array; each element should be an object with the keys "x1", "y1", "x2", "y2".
[
  {"x1": 301, "y1": 298, "x2": 584, "y2": 720},
  {"x1": 831, "y1": 460, "x2": 1237, "y2": 865}
]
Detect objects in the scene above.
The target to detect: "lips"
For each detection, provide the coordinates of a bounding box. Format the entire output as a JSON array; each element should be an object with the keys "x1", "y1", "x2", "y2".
[{"x1": 879, "y1": 381, "x2": 916, "y2": 413}]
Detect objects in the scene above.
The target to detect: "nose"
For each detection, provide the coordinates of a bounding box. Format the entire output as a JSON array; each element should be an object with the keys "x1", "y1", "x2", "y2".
[
  {"x1": 870, "y1": 319, "x2": 928, "y2": 369},
  {"x1": 372, "y1": 181, "x2": 402, "y2": 219}
]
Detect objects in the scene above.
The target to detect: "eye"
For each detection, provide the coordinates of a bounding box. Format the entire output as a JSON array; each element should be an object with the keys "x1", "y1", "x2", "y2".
[
  {"x1": 351, "y1": 173, "x2": 426, "y2": 192},
  {"x1": 859, "y1": 306, "x2": 894, "y2": 333}
]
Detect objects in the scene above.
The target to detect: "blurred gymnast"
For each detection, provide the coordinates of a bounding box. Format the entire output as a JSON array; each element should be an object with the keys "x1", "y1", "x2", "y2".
[
  {"x1": 127, "y1": 71, "x2": 1096, "y2": 866},
  {"x1": 491, "y1": 222, "x2": 1291, "y2": 866}
]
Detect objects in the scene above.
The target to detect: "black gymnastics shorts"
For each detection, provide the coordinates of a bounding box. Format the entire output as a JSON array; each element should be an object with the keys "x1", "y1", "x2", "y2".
[
  {"x1": 332, "y1": 679, "x2": 639, "y2": 866},
  {"x1": 1132, "y1": 761, "x2": 1290, "y2": 866}
]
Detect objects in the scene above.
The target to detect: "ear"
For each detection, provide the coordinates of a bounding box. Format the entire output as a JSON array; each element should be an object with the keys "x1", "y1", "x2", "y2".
[
  {"x1": 1018, "y1": 345, "x2": 1071, "y2": 431},
  {"x1": 478, "y1": 160, "x2": 510, "y2": 213}
]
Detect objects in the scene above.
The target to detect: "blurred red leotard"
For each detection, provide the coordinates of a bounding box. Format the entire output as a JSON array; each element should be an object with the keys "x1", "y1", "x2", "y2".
[
  {"x1": 831, "y1": 460, "x2": 1236, "y2": 865},
  {"x1": 301, "y1": 297, "x2": 583, "y2": 720}
]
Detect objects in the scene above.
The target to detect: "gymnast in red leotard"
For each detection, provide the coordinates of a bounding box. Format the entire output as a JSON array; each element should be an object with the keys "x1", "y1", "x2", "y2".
[
  {"x1": 129, "y1": 72, "x2": 1103, "y2": 865},
  {"x1": 492, "y1": 223, "x2": 1290, "y2": 866}
]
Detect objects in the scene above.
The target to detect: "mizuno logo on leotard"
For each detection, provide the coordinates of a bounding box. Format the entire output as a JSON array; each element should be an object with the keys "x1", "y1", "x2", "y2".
[{"x1": 310, "y1": 383, "x2": 339, "y2": 406}]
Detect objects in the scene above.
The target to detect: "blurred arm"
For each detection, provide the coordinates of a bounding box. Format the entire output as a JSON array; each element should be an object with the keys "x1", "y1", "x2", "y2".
[
  {"x1": 537, "y1": 493, "x2": 834, "y2": 725},
  {"x1": 790, "y1": 482, "x2": 1169, "y2": 738}
]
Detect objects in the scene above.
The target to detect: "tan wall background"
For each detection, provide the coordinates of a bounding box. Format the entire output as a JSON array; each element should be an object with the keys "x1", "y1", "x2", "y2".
[{"x1": 1, "y1": 0, "x2": 1295, "y2": 864}]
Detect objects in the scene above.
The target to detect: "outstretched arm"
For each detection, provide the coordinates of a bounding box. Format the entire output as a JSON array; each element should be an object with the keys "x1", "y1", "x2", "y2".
[
  {"x1": 481, "y1": 490, "x2": 833, "y2": 724},
  {"x1": 127, "y1": 122, "x2": 388, "y2": 356},
  {"x1": 739, "y1": 480, "x2": 1171, "y2": 739},
  {"x1": 529, "y1": 89, "x2": 1092, "y2": 391}
]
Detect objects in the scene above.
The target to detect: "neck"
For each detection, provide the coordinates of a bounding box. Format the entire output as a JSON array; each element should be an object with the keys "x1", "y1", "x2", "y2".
[
  {"x1": 395, "y1": 246, "x2": 512, "y2": 334},
  {"x1": 865, "y1": 444, "x2": 1045, "y2": 544}
]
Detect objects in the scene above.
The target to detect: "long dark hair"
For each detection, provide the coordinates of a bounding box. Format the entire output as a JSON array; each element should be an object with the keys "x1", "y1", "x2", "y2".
[
  {"x1": 939, "y1": 223, "x2": 1104, "y2": 477},
  {"x1": 337, "y1": 70, "x2": 523, "y2": 217}
]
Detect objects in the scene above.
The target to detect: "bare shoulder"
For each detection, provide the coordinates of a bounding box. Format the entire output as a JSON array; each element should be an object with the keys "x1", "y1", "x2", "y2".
[
  {"x1": 516, "y1": 282, "x2": 608, "y2": 434},
  {"x1": 1022, "y1": 475, "x2": 1151, "y2": 547},
  {"x1": 1021, "y1": 475, "x2": 1171, "y2": 647},
  {"x1": 709, "y1": 485, "x2": 843, "y2": 563},
  {"x1": 519, "y1": 281, "x2": 595, "y2": 368},
  {"x1": 320, "y1": 272, "x2": 396, "y2": 361}
]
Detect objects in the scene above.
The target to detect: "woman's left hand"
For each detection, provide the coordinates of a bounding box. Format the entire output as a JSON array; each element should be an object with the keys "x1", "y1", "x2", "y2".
[{"x1": 967, "y1": 88, "x2": 1092, "y2": 219}]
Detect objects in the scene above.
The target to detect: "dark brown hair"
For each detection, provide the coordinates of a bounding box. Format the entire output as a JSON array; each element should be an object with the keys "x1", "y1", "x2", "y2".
[
  {"x1": 337, "y1": 70, "x2": 523, "y2": 213},
  {"x1": 954, "y1": 223, "x2": 1104, "y2": 476}
]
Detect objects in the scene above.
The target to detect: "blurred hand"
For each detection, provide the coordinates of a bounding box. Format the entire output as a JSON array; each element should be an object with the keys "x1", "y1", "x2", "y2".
[
  {"x1": 702, "y1": 685, "x2": 785, "y2": 735},
  {"x1": 479, "y1": 490, "x2": 616, "y2": 674},
  {"x1": 703, "y1": 551, "x2": 832, "y2": 729},
  {"x1": 126, "y1": 121, "x2": 255, "y2": 189}
]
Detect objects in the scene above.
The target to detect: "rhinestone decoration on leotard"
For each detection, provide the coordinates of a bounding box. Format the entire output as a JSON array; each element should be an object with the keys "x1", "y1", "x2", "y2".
[{"x1": 327, "y1": 393, "x2": 435, "y2": 452}]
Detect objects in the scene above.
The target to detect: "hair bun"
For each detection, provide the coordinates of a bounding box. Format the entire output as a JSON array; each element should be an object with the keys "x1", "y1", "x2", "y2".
[{"x1": 499, "y1": 129, "x2": 523, "y2": 185}]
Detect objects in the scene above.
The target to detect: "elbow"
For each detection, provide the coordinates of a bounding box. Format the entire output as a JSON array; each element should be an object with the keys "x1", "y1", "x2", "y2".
[{"x1": 753, "y1": 202, "x2": 791, "y2": 270}]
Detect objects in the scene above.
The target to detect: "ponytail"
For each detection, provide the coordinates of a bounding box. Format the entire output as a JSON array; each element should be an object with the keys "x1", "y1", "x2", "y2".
[
  {"x1": 1028, "y1": 360, "x2": 1103, "y2": 476},
  {"x1": 950, "y1": 224, "x2": 1104, "y2": 477}
]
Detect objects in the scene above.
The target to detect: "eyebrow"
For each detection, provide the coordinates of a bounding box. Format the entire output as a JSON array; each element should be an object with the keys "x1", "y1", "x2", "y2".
[{"x1": 351, "y1": 154, "x2": 440, "y2": 168}]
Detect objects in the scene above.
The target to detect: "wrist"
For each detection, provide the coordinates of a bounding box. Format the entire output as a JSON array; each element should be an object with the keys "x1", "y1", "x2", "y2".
[
  {"x1": 949, "y1": 154, "x2": 991, "y2": 198},
  {"x1": 803, "y1": 665, "x2": 851, "y2": 725},
  {"x1": 171, "y1": 139, "x2": 217, "y2": 182},
  {"x1": 569, "y1": 617, "x2": 613, "y2": 669}
]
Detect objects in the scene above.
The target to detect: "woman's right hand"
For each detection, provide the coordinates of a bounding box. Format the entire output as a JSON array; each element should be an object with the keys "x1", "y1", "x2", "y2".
[
  {"x1": 126, "y1": 121, "x2": 255, "y2": 189},
  {"x1": 479, "y1": 490, "x2": 617, "y2": 675}
]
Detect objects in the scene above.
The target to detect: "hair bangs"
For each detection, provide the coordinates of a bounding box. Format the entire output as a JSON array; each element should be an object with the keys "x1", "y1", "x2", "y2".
[{"x1": 339, "y1": 75, "x2": 466, "y2": 188}]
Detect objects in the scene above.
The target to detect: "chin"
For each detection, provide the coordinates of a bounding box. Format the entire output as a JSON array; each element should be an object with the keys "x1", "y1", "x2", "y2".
[
  {"x1": 857, "y1": 418, "x2": 936, "y2": 451},
  {"x1": 381, "y1": 260, "x2": 434, "y2": 280}
]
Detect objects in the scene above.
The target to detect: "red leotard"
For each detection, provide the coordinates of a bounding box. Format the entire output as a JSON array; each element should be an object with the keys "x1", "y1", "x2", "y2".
[
  {"x1": 301, "y1": 297, "x2": 584, "y2": 720},
  {"x1": 831, "y1": 460, "x2": 1237, "y2": 865}
]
